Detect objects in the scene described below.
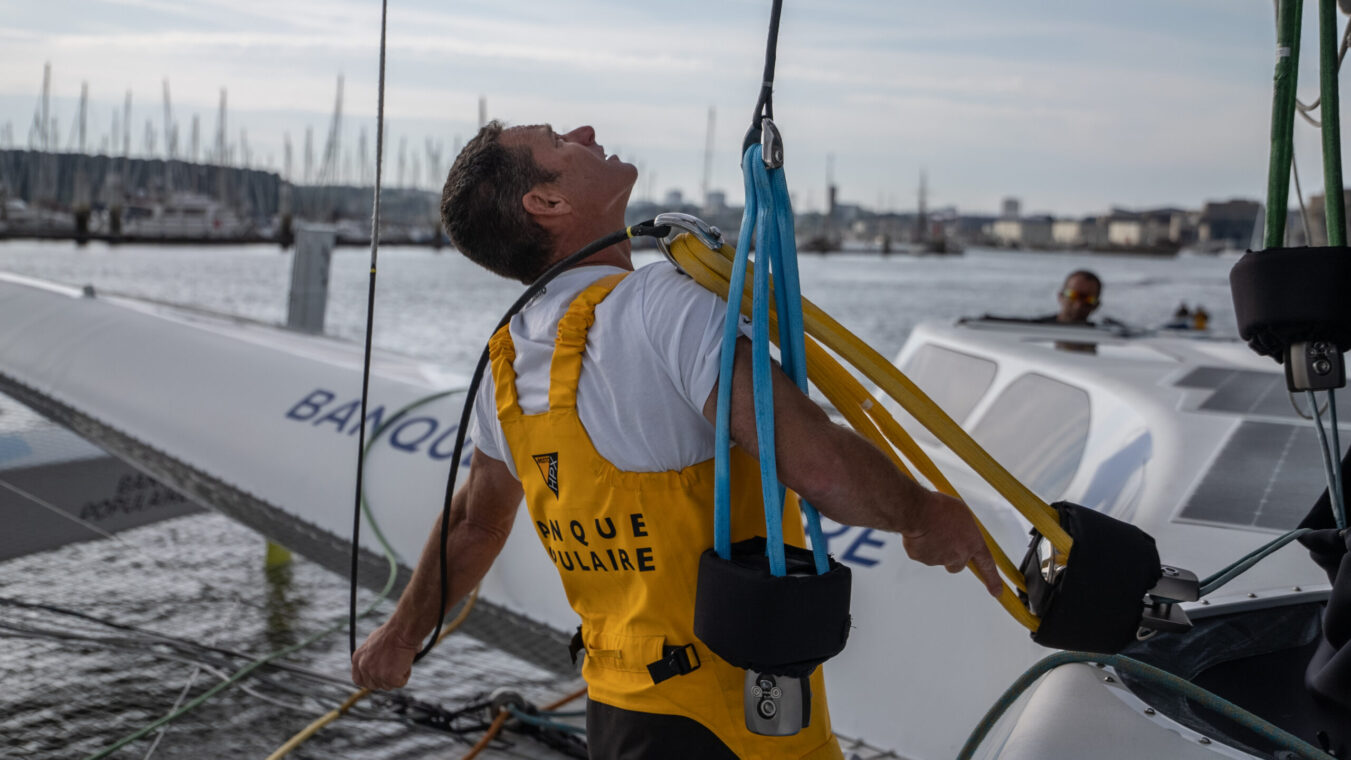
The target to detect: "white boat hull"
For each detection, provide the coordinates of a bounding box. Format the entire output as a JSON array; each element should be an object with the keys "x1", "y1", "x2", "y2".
[{"x1": 1, "y1": 273, "x2": 1339, "y2": 758}]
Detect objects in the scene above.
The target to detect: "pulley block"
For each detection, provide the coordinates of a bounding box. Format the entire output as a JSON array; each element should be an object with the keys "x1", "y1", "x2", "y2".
[{"x1": 1019, "y1": 502, "x2": 1197, "y2": 654}]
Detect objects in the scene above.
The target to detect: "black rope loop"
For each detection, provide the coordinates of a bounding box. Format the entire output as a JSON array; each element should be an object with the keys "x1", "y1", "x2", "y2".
[
  {"x1": 350, "y1": 0, "x2": 390, "y2": 656},
  {"x1": 744, "y1": 0, "x2": 785, "y2": 153}
]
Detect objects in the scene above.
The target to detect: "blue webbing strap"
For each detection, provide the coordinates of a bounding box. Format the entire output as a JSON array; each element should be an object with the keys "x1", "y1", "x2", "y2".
[
  {"x1": 713, "y1": 142, "x2": 830, "y2": 576},
  {"x1": 713, "y1": 148, "x2": 761, "y2": 561},
  {"x1": 750, "y1": 147, "x2": 787, "y2": 577},
  {"x1": 765, "y1": 156, "x2": 829, "y2": 575},
  {"x1": 750, "y1": 153, "x2": 789, "y2": 516}
]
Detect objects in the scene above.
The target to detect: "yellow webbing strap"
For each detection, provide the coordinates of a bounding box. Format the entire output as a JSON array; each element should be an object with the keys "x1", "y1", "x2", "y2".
[{"x1": 671, "y1": 235, "x2": 1074, "y2": 631}]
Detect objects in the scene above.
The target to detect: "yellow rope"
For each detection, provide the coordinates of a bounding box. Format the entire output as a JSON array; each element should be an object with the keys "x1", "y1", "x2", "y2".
[
  {"x1": 458, "y1": 684, "x2": 590, "y2": 760},
  {"x1": 264, "y1": 586, "x2": 481, "y2": 760},
  {"x1": 789, "y1": 309, "x2": 1029, "y2": 594},
  {"x1": 803, "y1": 331, "x2": 1035, "y2": 627},
  {"x1": 264, "y1": 689, "x2": 371, "y2": 760},
  {"x1": 460, "y1": 707, "x2": 512, "y2": 760},
  {"x1": 670, "y1": 235, "x2": 1074, "y2": 630}
]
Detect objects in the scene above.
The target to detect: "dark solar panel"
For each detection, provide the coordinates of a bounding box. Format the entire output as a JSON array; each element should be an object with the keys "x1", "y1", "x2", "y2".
[
  {"x1": 1178, "y1": 420, "x2": 1349, "y2": 530},
  {"x1": 1201, "y1": 371, "x2": 1280, "y2": 416},
  {"x1": 1175, "y1": 367, "x2": 1351, "y2": 421},
  {"x1": 1175, "y1": 366, "x2": 1236, "y2": 389}
]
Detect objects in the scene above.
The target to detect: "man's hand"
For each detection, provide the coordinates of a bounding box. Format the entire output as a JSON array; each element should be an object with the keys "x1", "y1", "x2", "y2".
[
  {"x1": 900, "y1": 492, "x2": 1004, "y2": 598},
  {"x1": 352, "y1": 622, "x2": 421, "y2": 691},
  {"x1": 348, "y1": 449, "x2": 522, "y2": 692}
]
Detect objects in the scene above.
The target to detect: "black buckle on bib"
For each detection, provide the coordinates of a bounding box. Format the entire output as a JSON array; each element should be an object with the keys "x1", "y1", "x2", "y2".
[
  {"x1": 647, "y1": 644, "x2": 701, "y2": 684},
  {"x1": 568, "y1": 626, "x2": 584, "y2": 666}
]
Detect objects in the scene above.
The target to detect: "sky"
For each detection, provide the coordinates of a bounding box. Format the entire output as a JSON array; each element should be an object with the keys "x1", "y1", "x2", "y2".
[{"x1": 0, "y1": 0, "x2": 1344, "y2": 216}]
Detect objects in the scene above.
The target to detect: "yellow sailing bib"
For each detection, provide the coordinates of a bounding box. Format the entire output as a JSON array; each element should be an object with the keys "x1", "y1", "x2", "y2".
[{"x1": 489, "y1": 272, "x2": 841, "y2": 759}]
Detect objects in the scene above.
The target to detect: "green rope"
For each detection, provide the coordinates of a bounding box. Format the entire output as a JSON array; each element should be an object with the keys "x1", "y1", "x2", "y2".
[
  {"x1": 537, "y1": 708, "x2": 587, "y2": 718},
  {"x1": 1198, "y1": 528, "x2": 1312, "y2": 597},
  {"x1": 1311, "y1": 390, "x2": 1348, "y2": 530},
  {"x1": 1265, "y1": 0, "x2": 1305, "y2": 249},
  {"x1": 1319, "y1": 0, "x2": 1347, "y2": 246},
  {"x1": 958, "y1": 652, "x2": 1335, "y2": 760},
  {"x1": 83, "y1": 388, "x2": 465, "y2": 760},
  {"x1": 505, "y1": 705, "x2": 587, "y2": 735}
]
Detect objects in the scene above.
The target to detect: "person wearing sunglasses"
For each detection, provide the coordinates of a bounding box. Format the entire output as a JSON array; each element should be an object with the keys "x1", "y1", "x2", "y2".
[{"x1": 1054, "y1": 270, "x2": 1102, "y2": 325}]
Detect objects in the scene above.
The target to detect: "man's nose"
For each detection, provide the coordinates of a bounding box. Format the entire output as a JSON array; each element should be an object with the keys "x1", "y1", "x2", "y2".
[{"x1": 563, "y1": 126, "x2": 595, "y2": 144}]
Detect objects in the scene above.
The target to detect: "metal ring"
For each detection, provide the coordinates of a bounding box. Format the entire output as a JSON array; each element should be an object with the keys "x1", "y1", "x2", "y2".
[
  {"x1": 653, "y1": 212, "x2": 723, "y2": 276},
  {"x1": 761, "y1": 117, "x2": 784, "y2": 169}
]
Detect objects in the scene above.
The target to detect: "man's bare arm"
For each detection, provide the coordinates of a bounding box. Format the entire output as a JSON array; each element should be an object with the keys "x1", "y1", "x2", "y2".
[
  {"x1": 705, "y1": 338, "x2": 1001, "y2": 594},
  {"x1": 352, "y1": 448, "x2": 523, "y2": 690}
]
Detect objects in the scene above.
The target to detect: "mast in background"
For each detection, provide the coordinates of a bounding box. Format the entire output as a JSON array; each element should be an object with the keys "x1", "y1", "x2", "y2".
[{"x1": 701, "y1": 106, "x2": 715, "y2": 211}]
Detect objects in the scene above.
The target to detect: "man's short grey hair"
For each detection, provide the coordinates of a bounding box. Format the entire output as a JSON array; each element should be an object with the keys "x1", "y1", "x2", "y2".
[{"x1": 440, "y1": 120, "x2": 560, "y2": 283}]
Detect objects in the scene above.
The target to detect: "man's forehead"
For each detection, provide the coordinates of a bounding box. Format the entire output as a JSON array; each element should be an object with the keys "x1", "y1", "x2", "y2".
[{"x1": 1066, "y1": 274, "x2": 1099, "y2": 292}]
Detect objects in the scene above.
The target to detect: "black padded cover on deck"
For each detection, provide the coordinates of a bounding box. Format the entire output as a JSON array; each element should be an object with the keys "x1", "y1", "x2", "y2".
[
  {"x1": 1023, "y1": 502, "x2": 1162, "y2": 654},
  {"x1": 1230, "y1": 246, "x2": 1351, "y2": 361}
]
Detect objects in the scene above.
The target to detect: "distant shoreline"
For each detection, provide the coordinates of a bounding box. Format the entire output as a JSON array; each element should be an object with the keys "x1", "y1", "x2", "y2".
[{"x1": 0, "y1": 230, "x2": 446, "y2": 248}]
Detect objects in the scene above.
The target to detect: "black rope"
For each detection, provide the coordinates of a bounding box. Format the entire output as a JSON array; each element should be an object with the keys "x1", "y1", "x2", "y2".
[
  {"x1": 414, "y1": 220, "x2": 671, "y2": 661},
  {"x1": 744, "y1": 0, "x2": 786, "y2": 153},
  {"x1": 0, "y1": 596, "x2": 355, "y2": 689},
  {"x1": 350, "y1": 0, "x2": 391, "y2": 655}
]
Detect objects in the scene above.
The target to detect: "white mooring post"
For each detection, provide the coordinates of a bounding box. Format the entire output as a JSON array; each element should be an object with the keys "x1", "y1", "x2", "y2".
[{"x1": 287, "y1": 225, "x2": 336, "y2": 334}]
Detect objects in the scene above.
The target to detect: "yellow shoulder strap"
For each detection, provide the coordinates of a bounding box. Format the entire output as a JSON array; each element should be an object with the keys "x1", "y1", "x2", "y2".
[
  {"x1": 488, "y1": 324, "x2": 521, "y2": 419},
  {"x1": 547, "y1": 272, "x2": 629, "y2": 410}
]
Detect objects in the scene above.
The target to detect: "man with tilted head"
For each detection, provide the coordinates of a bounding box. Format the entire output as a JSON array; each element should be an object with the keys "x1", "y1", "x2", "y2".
[{"x1": 352, "y1": 121, "x2": 1001, "y2": 759}]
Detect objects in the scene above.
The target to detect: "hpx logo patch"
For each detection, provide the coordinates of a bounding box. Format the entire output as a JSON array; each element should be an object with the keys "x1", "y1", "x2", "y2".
[{"x1": 533, "y1": 452, "x2": 559, "y2": 498}]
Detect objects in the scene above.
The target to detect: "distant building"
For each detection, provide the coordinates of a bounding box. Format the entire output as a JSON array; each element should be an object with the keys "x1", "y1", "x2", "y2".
[
  {"x1": 957, "y1": 214, "x2": 996, "y2": 244},
  {"x1": 1107, "y1": 212, "x2": 1142, "y2": 247},
  {"x1": 1052, "y1": 219, "x2": 1083, "y2": 247},
  {"x1": 704, "y1": 190, "x2": 727, "y2": 214},
  {"x1": 1021, "y1": 215, "x2": 1053, "y2": 247},
  {"x1": 664, "y1": 189, "x2": 685, "y2": 207},
  {"x1": 992, "y1": 215, "x2": 1052, "y2": 248},
  {"x1": 1141, "y1": 207, "x2": 1191, "y2": 249},
  {"x1": 1000, "y1": 197, "x2": 1021, "y2": 221},
  {"x1": 1282, "y1": 207, "x2": 1310, "y2": 246},
  {"x1": 1198, "y1": 199, "x2": 1262, "y2": 249},
  {"x1": 1080, "y1": 216, "x2": 1109, "y2": 248},
  {"x1": 1307, "y1": 191, "x2": 1351, "y2": 246},
  {"x1": 991, "y1": 218, "x2": 1019, "y2": 246},
  {"x1": 1084, "y1": 207, "x2": 1192, "y2": 250}
]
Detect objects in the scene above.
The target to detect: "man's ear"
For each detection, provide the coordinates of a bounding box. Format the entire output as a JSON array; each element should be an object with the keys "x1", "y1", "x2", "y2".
[{"x1": 522, "y1": 186, "x2": 572, "y2": 219}]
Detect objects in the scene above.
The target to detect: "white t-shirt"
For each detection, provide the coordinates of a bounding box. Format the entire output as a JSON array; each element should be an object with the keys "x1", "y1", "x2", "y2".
[{"x1": 470, "y1": 261, "x2": 734, "y2": 477}]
